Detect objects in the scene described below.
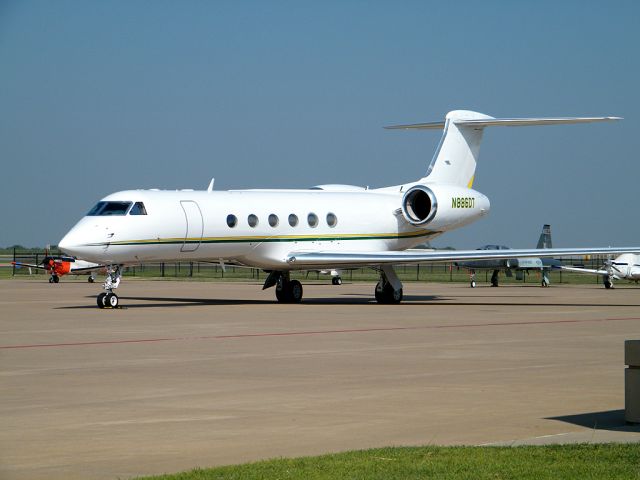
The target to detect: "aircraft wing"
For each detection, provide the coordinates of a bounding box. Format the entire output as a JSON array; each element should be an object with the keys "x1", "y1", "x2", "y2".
[
  {"x1": 286, "y1": 247, "x2": 640, "y2": 269},
  {"x1": 559, "y1": 266, "x2": 608, "y2": 276},
  {"x1": 11, "y1": 261, "x2": 48, "y2": 271}
]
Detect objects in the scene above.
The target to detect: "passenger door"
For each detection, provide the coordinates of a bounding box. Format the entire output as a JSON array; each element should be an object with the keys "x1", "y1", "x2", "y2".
[{"x1": 180, "y1": 200, "x2": 203, "y2": 252}]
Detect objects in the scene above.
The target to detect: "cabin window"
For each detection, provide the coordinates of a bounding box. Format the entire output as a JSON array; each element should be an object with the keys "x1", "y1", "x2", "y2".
[
  {"x1": 248, "y1": 214, "x2": 259, "y2": 228},
  {"x1": 129, "y1": 202, "x2": 147, "y2": 215},
  {"x1": 288, "y1": 214, "x2": 298, "y2": 227},
  {"x1": 268, "y1": 214, "x2": 279, "y2": 227},
  {"x1": 307, "y1": 213, "x2": 318, "y2": 228},
  {"x1": 87, "y1": 201, "x2": 132, "y2": 216},
  {"x1": 326, "y1": 212, "x2": 337, "y2": 227},
  {"x1": 227, "y1": 214, "x2": 238, "y2": 228}
]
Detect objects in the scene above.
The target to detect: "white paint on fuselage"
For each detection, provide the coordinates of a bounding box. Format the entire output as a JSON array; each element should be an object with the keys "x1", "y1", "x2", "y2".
[{"x1": 60, "y1": 185, "x2": 490, "y2": 269}]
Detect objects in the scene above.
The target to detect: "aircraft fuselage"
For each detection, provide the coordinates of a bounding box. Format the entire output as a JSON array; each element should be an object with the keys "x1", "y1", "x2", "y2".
[{"x1": 60, "y1": 186, "x2": 490, "y2": 269}]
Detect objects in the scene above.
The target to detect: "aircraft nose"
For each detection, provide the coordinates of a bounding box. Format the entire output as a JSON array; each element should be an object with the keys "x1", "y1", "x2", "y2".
[
  {"x1": 58, "y1": 231, "x2": 74, "y2": 255},
  {"x1": 58, "y1": 227, "x2": 83, "y2": 257}
]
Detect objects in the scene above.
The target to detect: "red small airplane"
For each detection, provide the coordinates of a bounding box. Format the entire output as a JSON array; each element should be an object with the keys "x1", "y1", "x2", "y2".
[{"x1": 12, "y1": 249, "x2": 104, "y2": 283}]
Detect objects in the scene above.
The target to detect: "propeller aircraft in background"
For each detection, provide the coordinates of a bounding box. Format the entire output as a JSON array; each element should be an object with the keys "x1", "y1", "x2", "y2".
[
  {"x1": 561, "y1": 254, "x2": 640, "y2": 289},
  {"x1": 57, "y1": 110, "x2": 639, "y2": 308},
  {"x1": 12, "y1": 247, "x2": 103, "y2": 283}
]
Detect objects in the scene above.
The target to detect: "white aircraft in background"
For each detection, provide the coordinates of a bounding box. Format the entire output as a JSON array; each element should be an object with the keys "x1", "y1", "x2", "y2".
[
  {"x1": 58, "y1": 110, "x2": 638, "y2": 308},
  {"x1": 561, "y1": 254, "x2": 640, "y2": 288}
]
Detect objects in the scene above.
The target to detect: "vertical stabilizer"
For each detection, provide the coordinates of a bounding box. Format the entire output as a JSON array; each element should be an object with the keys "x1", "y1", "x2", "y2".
[
  {"x1": 422, "y1": 110, "x2": 493, "y2": 188},
  {"x1": 536, "y1": 224, "x2": 552, "y2": 249},
  {"x1": 385, "y1": 111, "x2": 619, "y2": 190}
]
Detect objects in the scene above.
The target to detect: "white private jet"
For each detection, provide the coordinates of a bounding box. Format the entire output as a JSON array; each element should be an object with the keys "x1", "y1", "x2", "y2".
[
  {"x1": 561, "y1": 254, "x2": 640, "y2": 288},
  {"x1": 58, "y1": 110, "x2": 639, "y2": 308}
]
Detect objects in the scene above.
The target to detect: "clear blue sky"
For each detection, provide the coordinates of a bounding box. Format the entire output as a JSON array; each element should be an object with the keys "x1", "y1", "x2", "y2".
[{"x1": 1, "y1": 0, "x2": 638, "y2": 248}]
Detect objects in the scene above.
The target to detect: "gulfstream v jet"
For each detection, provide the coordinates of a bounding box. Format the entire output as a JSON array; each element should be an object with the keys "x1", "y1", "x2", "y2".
[{"x1": 58, "y1": 110, "x2": 638, "y2": 308}]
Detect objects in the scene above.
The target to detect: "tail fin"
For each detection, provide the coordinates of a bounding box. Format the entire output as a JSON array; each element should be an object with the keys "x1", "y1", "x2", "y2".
[
  {"x1": 536, "y1": 224, "x2": 552, "y2": 249},
  {"x1": 385, "y1": 111, "x2": 621, "y2": 188}
]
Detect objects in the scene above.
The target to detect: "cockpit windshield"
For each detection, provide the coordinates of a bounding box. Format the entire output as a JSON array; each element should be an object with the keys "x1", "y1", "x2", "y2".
[{"x1": 86, "y1": 201, "x2": 132, "y2": 216}]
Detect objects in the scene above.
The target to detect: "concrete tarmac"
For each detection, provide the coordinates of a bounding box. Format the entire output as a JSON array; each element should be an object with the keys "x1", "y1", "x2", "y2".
[{"x1": 1, "y1": 278, "x2": 639, "y2": 479}]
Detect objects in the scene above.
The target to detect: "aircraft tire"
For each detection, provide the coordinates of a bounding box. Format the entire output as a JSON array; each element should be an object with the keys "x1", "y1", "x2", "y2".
[
  {"x1": 49, "y1": 277, "x2": 54, "y2": 283},
  {"x1": 332, "y1": 276, "x2": 342, "y2": 286},
  {"x1": 275, "y1": 283, "x2": 290, "y2": 302},
  {"x1": 375, "y1": 282, "x2": 402, "y2": 304},
  {"x1": 106, "y1": 293, "x2": 119, "y2": 308},
  {"x1": 604, "y1": 276, "x2": 613, "y2": 289},
  {"x1": 53, "y1": 276, "x2": 59, "y2": 283},
  {"x1": 289, "y1": 280, "x2": 303, "y2": 303},
  {"x1": 470, "y1": 280, "x2": 476, "y2": 288},
  {"x1": 97, "y1": 293, "x2": 107, "y2": 308},
  {"x1": 88, "y1": 277, "x2": 94, "y2": 283},
  {"x1": 374, "y1": 282, "x2": 384, "y2": 303}
]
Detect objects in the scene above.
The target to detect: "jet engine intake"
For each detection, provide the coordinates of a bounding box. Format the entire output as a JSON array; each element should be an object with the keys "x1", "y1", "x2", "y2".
[{"x1": 401, "y1": 185, "x2": 437, "y2": 225}]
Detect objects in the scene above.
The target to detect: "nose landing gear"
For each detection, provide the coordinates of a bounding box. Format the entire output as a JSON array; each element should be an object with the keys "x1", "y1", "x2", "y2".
[{"x1": 97, "y1": 266, "x2": 122, "y2": 309}]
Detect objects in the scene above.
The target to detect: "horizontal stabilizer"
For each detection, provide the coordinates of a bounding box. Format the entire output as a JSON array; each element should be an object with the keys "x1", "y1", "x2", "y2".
[{"x1": 385, "y1": 116, "x2": 621, "y2": 130}]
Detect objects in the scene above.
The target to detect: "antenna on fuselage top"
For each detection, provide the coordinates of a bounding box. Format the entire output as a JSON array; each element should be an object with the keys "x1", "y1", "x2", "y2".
[{"x1": 207, "y1": 178, "x2": 215, "y2": 193}]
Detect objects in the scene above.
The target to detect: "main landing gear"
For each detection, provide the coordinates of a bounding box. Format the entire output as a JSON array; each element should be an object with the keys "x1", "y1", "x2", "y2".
[
  {"x1": 603, "y1": 275, "x2": 614, "y2": 289},
  {"x1": 374, "y1": 265, "x2": 403, "y2": 304},
  {"x1": 97, "y1": 266, "x2": 122, "y2": 309},
  {"x1": 490, "y1": 269, "x2": 500, "y2": 287},
  {"x1": 49, "y1": 275, "x2": 60, "y2": 283},
  {"x1": 332, "y1": 276, "x2": 342, "y2": 286},
  {"x1": 541, "y1": 271, "x2": 550, "y2": 287},
  {"x1": 263, "y1": 266, "x2": 404, "y2": 304},
  {"x1": 263, "y1": 271, "x2": 303, "y2": 303}
]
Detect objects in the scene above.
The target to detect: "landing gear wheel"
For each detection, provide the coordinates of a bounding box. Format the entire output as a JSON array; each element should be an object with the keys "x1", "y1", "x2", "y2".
[
  {"x1": 374, "y1": 281, "x2": 403, "y2": 304},
  {"x1": 105, "y1": 293, "x2": 119, "y2": 308},
  {"x1": 49, "y1": 277, "x2": 54, "y2": 283},
  {"x1": 97, "y1": 292, "x2": 107, "y2": 308},
  {"x1": 332, "y1": 276, "x2": 342, "y2": 286},
  {"x1": 275, "y1": 282, "x2": 290, "y2": 302},
  {"x1": 470, "y1": 280, "x2": 476, "y2": 288},
  {"x1": 88, "y1": 277, "x2": 95, "y2": 283},
  {"x1": 289, "y1": 280, "x2": 303, "y2": 303},
  {"x1": 375, "y1": 281, "x2": 384, "y2": 303},
  {"x1": 275, "y1": 279, "x2": 303, "y2": 303},
  {"x1": 604, "y1": 276, "x2": 613, "y2": 289},
  {"x1": 541, "y1": 277, "x2": 549, "y2": 287}
]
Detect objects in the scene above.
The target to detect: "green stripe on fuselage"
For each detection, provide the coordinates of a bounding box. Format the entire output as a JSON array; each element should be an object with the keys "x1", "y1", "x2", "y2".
[{"x1": 85, "y1": 230, "x2": 436, "y2": 247}]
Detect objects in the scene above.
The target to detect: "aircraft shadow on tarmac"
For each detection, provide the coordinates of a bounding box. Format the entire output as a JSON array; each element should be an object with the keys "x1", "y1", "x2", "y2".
[
  {"x1": 54, "y1": 294, "x2": 445, "y2": 308},
  {"x1": 547, "y1": 410, "x2": 640, "y2": 433},
  {"x1": 51, "y1": 293, "x2": 640, "y2": 309}
]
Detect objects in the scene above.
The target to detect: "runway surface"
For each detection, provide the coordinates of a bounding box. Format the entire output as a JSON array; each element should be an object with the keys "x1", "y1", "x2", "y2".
[{"x1": 1, "y1": 279, "x2": 639, "y2": 479}]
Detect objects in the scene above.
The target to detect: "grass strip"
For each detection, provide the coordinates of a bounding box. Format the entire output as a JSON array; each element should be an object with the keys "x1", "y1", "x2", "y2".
[{"x1": 135, "y1": 444, "x2": 640, "y2": 480}]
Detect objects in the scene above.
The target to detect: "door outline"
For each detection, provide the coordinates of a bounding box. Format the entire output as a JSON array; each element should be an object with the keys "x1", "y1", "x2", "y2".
[{"x1": 180, "y1": 200, "x2": 203, "y2": 252}]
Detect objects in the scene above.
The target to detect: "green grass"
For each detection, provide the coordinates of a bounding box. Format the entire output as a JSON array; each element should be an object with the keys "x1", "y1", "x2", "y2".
[{"x1": 135, "y1": 444, "x2": 640, "y2": 480}]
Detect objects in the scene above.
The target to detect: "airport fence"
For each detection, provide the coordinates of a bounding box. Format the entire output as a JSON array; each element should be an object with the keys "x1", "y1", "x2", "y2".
[{"x1": 4, "y1": 248, "x2": 609, "y2": 285}]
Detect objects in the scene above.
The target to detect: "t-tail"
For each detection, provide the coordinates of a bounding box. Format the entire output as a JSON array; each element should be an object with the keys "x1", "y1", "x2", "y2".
[
  {"x1": 536, "y1": 224, "x2": 552, "y2": 249},
  {"x1": 386, "y1": 111, "x2": 621, "y2": 188}
]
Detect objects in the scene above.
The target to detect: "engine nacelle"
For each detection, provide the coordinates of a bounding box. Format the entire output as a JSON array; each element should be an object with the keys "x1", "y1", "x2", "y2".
[
  {"x1": 401, "y1": 185, "x2": 438, "y2": 225},
  {"x1": 401, "y1": 184, "x2": 490, "y2": 230}
]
